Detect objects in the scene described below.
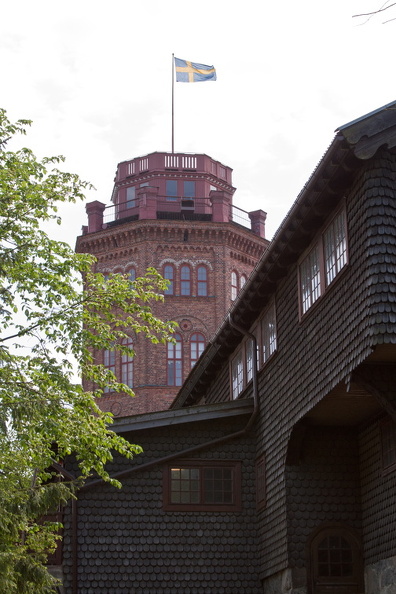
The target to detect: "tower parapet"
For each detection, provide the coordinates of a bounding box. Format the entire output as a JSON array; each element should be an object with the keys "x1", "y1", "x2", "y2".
[{"x1": 83, "y1": 152, "x2": 266, "y2": 238}]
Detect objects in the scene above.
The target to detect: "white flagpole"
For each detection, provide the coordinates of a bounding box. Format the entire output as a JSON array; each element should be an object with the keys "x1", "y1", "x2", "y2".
[{"x1": 172, "y1": 53, "x2": 175, "y2": 154}]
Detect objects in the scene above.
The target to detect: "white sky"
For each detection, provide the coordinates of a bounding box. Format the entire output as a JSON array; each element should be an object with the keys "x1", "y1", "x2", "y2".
[{"x1": 2, "y1": 0, "x2": 395, "y2": 242}]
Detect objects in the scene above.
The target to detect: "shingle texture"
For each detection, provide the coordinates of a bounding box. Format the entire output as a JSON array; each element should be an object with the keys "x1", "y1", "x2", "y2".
[{"x1": 62, "y1": 418, "x2": 262, "y2": 593}]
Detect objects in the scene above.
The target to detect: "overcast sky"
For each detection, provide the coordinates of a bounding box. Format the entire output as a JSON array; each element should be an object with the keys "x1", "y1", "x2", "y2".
[{"x1": 2, "y1": 0, "x2": 395, "y2": 242}]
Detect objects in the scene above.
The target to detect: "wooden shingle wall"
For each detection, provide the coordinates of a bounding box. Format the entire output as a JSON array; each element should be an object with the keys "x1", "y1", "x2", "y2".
[
  {"x1": 62, "y1": 417, "x2": 262, "y2": 594},
  {"x1": 201, "y1": 148, "x2": 396, "y2": 582}
]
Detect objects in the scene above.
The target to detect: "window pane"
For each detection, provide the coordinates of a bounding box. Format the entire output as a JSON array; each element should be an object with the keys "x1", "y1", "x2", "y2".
[
  {"x1": 203, "y1": 468, "x2": 233, "y2": 504},
  {"x1": 324, "y1": 210, "x2": 347, "y2": 286},
  {"x1": 104, "y1": 349, "x2": 116, "y2": 393},
  {"x1": 197, "y1": 266, "x2": 208, "y2": 296},
  {"x1": 300, "y1": 246, "x2": 321, "y2": 314},
  {"x1": 180, "y1": 266, "x2": 191, "y2": 296},
  {"x1": 128, "y1": 267, "x2": 136, "y2": 283},
  {"x1": 183, "y1": 181, "x2": 195, "y2": 198},
  {"x1": 232, "y1": 351, "x2": 244, "y2": 399},
  {"x1": 167, "y1": 334, "x2": 183, "y2": 386},
  {"x1": 190, "y1": 333, "x2": 205, "y2": 368},
  {"x1": 166, "y1": 180, "x2": 178, "y2": 201},
  {"x1": 231, "y1": 271, "x2": 238, "y2": 301},
  {"x1": 121, "y1": 337, "x2": 134, "y2": 388},
  {"x1": 262, "y1": 302, "x2": 277, "y2": 364},
  {"x1": 170, "y1": 467, "x2": 200, "y2": 504},
  {"x1": 164, "y1": 265, "x2": 174, "y2": 295},
  {"x1": 126, "y1": 186, "x2": 136, "y2": 208}
]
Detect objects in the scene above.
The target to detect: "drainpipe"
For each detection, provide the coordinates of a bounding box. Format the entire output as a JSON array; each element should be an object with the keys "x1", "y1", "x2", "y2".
[
  {"x1": 81, "y1": 313, "x2": 259, "y2": 492},
  {"x1": 71, "y1": 315, "x2": 259, "y2": 589}
]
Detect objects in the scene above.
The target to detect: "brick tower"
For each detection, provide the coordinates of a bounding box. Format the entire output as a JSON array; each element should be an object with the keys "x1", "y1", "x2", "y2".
[{"x1": 76, "y1": 152, "x2": 269, "y2": 417}]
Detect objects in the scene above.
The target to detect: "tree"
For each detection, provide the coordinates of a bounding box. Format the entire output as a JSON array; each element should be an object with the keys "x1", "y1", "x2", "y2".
[{"x1": 0, "y1": 109, "x2": 176, "y2": 593}]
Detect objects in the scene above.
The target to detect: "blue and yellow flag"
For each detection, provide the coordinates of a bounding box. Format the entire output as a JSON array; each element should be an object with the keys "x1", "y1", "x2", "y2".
[{"x1": 174, "y1": 57, "x2": 217, "y2": 82}]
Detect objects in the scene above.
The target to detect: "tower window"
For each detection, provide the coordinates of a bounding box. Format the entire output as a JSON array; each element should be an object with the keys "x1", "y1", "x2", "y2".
[
  {"x1": 103, "y1": 349, "x2": 116, "y2": 393},
  {"x1": 190, "y1": 333, "x2": 206, "y2": 368},
  {"x1": 166, "y1": 180, "x2": 178, "y2": 201},
  {"x1": 183, "y1": 181, "x2": 195, "y2": 198},
  {"x1": 231, "y1": 271, "x2": 238, "y2": 301},
  {"x1": 197, "y1": 266, "x2": 208, "y2": 296},
  {"x1": 164, "y1": 265, "x2": 175, "y2": 295},
  {"x1": 121, "y1": 337, "x2": 134, "y2": 389},
  {"x1": 128, "y1": 267, "x2": 136, "y2": 283},
  {"x1": 167, "y1": 333, "x2": 183, "y2": 386},
  {"x1": 180, "y1": 265, "x2": 191, "y2": 296},
  {"x1": 126, "y1": 186, "x2": 136, "y2": 208}
]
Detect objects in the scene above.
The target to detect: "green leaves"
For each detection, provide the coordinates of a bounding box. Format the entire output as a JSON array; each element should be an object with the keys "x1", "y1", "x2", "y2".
[{"x1": 0, "y1": 109, "x2": 176, "y2": 592}]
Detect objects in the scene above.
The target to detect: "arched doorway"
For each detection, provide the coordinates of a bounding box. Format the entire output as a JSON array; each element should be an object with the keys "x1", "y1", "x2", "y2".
[{"x1": 308, "y1": 525, "x2": 364, "y2": 594}]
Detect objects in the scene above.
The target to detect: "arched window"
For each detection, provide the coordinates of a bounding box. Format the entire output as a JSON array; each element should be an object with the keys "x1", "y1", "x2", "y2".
[
  {"x1": 308, "y1": 526, "x2": 363, "y2": 594},
  {"x1": 231, "y1": 271, "x2": 238, "y2": 301},
  {"x1": 180, "y1": 265, "x2": 191, "y2": 296},
  {"x1": 190, "y1": 333, "x2": 206, "y2": 368},
  {"x1": 167, "y1": 333, "x2": 183, "y2": 386},
  {"x1": 164, "y1": 264, "x2": 175, "y2": 295},
  {"x1": 128, "y1": 267, "x2": 136, "y2": 283},
  {"x1": 240, "y1": 274, "x2": 247, "y2": 290},
  {"x1": 197, "y1": 266, "x2": 208, "y2": 296},
  {"x1": 121, "y1": 337, "x2": 134, "y2": 389},
  {"x1": 103, "y1": 349, "x2": 115, "y2": 393}
]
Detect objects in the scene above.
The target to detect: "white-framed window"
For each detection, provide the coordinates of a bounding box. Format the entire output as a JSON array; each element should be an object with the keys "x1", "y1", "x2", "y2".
[
  {"x1": 261, "y1": 301, "x2": 277, "y2": 364},
  {"x1": 299, "y1": 207, "x2": 348, "y2": 316},
  {"x1": 231, "y1": 351, "x2": 244, "y2": 399},
  {"x1": 231, "y1": 271, "x2": 238, "y2": 301}
]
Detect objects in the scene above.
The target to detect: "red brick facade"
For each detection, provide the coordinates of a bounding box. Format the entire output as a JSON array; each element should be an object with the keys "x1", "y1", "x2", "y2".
[{"x1": 76, "y1": 152, "x2": 268, "y2": 417}]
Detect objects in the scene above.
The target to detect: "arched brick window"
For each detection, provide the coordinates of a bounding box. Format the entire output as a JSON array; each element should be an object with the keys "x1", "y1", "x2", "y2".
[
  {"x1": 128, "y1": 267, "x2": 136, "y2": 283},
  {"x1": 167, "y1": 333, "x2": 183, "y2": 386},
  {"x1": 180, "y1": 265, "x2": 191, "y2": 296},
  {"x1": 231, "y1": 271, "x2": 238, "y2": 301},
  {"x1": 121, "y1": 336, "x2": 134, "y2": 388},
  {"x1": 197, "y1": 266, "x2": 208, "y2": 296},
  {"x1": 240, "y1": 274, "x2": 247, "y2": 289},
  {"x1": 164, "y1": 264, "x2": 175, "y2": 295},
  {"x1": 190, "y1": 333, "x2": 206, "y2": 368},
  {"x1": 103, "y1": 349, "x2": 115, "y2": 393}
]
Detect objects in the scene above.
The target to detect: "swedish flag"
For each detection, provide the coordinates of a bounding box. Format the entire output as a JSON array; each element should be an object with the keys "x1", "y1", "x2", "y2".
[{"x1": 174, "y1": 57, "x2": 217, "y2": 83}]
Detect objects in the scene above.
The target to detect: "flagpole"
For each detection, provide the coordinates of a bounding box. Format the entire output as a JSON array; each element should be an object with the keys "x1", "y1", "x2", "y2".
[{"x1": 171, "y1": 53, "x2": 175, "y2": 154}]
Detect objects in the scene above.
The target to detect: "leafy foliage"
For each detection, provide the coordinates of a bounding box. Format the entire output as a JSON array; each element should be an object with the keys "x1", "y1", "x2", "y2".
[{"x1": 0, "y1": 109, "x2": 176, "y2": 592}]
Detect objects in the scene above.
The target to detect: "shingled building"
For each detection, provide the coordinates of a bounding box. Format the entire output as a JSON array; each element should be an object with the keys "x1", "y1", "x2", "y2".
[{"x1": 61, "y1": 101, "x2": 396, "y2": 593}]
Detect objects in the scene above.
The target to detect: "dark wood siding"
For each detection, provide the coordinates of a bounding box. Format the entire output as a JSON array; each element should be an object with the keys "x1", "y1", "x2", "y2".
[{"x1": 62, "y1": 417, "x2": 262, "y2": 594}]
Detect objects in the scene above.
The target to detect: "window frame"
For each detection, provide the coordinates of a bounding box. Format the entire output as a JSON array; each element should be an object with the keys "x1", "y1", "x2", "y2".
[
  {"x1": 197, "y1": 265, "x2": 208, "y2": 296},
  {"x1": 121, "y1": 336, "x2": 134, "y2": 389},
  {"x1": 166, "y1": 179, "x2": 178, "y2": 201},
  {"x1": 231, "y1": 270, "x2": 238, "y2": 301},
  {"x1": 163, "y1": 264, "x2": 175, "y2": 295},
  {"x1": 180, "y1": 264, "x2": 192, "y2": 296},
  {"x1": 298, "y1": 206, "x2": 348, "y2": 318},
  {"x1": 190, "y1": 332, "x2": 206, "y2": 369},
  {"x1": 163, "y1": 460, "x2": 242, "y2": 512},
  {"x1": 103, "y1": 348, "x2": 116, "y2": 393},
  {"x1": 167, "y1": 332, "x2": 183, "y2": 386},
  {"x1": 261, "y1": 300, "x2": 277, "y2": 366}
]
